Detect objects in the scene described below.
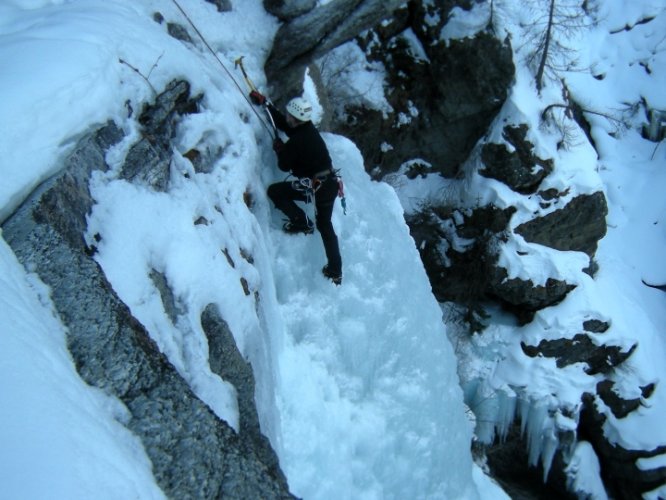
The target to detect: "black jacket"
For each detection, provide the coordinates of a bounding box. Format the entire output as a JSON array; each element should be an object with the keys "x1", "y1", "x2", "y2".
[{"x1": 268, "y1": 104, "x2": 332, "y2": 178}]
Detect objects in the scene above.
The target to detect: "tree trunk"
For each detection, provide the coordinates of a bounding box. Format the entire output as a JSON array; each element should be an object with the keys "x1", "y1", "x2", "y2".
[{"x1": 536, "y1": 0, "x2": 555, "y2": 92}]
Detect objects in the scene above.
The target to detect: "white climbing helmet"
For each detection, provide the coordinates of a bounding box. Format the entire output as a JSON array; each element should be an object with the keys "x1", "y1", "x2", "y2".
[{"x1": 286, "y1": 97, "x2": 312, "y2": 122}]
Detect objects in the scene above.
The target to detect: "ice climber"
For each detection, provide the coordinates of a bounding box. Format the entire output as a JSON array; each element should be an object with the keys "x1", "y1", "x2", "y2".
[{"x1": 250, "y1": 90, "x2": 343, "y2": 285}]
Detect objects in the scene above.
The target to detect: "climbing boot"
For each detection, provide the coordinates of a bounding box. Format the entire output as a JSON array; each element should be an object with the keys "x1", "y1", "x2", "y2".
[
  {"x1": 283, "y1": 220, "x2": 314, "y2": 235},
  {"x1": 322, "y1": 265, "x2": 342, "y2": 285}
]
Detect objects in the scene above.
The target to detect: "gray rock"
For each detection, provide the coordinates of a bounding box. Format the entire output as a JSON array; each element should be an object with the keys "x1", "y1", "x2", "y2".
[
  {"x1": 583, "y1": 318, "x2": 610, "y2": 333},
  {"x1": 121, "y1": 80, "x2": 201, "y2": 191},
  {"x1": 2, "y1": 85, "x2": 294, "y2": 499},
  {"x1": 167, "y1": 22, "x2": 193, "y2": 44},
  {"x1": 581, "y1": 392, "x2": 666, "y2": 499},
  {"x1": 150, "y1": 269, "x2": 187, "y2": 325},
  {"x1": 480, "y1": 124, "x2": 554, "y2": 193},
  {"x1": 336, "y1": 21, "x2": 514, "y2": 177},
  {"x1": 207, "y1": 0, "x2": 232, "y2": 13},
  {"x1": 201, "y1": 304, "x2": 289, "y2": 489},
  {"x1": 488, "y1": 270, "x2": 576, "y2": 323},
  {"x1": 407, "y1": 204, "x2": 515, "y2": 307},
  {"x1": 520, "y1": 334, "x2": 636, "y2": 375},
  {"x1": 515, "y1": 192, "x2": 608, "y2": 257},
  {"x1": 263, "y1": 0, "x2": 316, "y2": 20},
  {"x1": 596, "y1": 379, "x2": 655, "y2": 419},
  {"x1": 265, "y1": 0, "x2": 404, "y2": 102}
]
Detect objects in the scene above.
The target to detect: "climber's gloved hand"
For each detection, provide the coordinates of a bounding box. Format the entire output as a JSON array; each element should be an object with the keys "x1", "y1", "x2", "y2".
[
  {"x1": 272, "y1": 138, "x2": 284, "y2": 153},
  {"x1": 249, "y1": 90, "x2": 266, "y2": 105}
]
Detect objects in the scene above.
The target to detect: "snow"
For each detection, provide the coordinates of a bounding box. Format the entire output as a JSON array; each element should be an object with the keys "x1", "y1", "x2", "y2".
[
  {"x1": 440, "y1": 3, "x2": 490, "y2": 42},
  {"x1": 1, "y1": 0, "x2": 665, "y2": 498},
  {"x1": 0, "y1": 1, "x2": 482, "y2": 499},
  {"x1": 565, "y1": 441, "x2": 608, "y2": 500},
  {"x1": 316, "y1": 38, "x2": 392, "y2": 120},
  {"x1": 390, "y1": 0, "x2": 666, "y2": 494},
  {"x1": 0, "y1": 236, "x2": 164, "y2": 500}
]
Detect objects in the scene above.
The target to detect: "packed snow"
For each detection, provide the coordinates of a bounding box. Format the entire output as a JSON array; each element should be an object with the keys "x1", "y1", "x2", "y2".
[
  {"x1": 0, "y1": 0, "x2": 488, "y2": 499},
  {"x1": 0, "y1": 0, "x2": 664, "y2": 499},
  {"x1": 397, "y1": 0, "x2": 665, "y2": 498}
]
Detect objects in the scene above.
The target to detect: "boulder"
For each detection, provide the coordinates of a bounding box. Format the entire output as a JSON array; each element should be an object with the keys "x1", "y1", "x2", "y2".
[
  {"x1": 480, "y1": 124, "x2": 554, "y2": 193},
  {"x1": 488, "y1": 270, "x2": 576, "y2": 323},
  {"x1": 515, "y1": 192, "x2": 608, "y2": 257},
  {"x1": 520, "y1": 334, "x2": 637, "y2": 375}
]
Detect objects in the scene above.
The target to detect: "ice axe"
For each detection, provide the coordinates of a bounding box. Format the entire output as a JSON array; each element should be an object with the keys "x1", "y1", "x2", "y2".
[
  {"x1": 234, "y1": 56, "x2": 278, "y2": 138},
  {"x1": 234, "y1": 56, "x2": 258, "y2": 92},
  {"x1": 170, "y1": 0, "x2": 276, "y2": 140}
]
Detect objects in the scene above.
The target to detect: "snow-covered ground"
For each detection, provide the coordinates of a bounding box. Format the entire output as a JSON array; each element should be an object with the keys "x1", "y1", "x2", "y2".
[
  {"x1": 390, "y1": 1, "x2": 666, "y2": 498},
  {"x1": 1, "y1": 0, "x2": 664, "y2": 499},
  {"x1": 0, "y1": 1, "x2": 501, "y2": 498}
]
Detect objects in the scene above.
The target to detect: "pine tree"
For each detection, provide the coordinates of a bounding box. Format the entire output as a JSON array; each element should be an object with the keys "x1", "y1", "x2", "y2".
[{"x1": 521, "y1": 0, "x2": 590, "y2": 93}]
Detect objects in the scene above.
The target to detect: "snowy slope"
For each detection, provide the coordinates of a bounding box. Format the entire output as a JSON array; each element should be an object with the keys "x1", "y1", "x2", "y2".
[
  {"x1": 396, "y1": 1, "x2": 666, "y2": 498},
  {"x1": 0, "y1": 1, "x2": 490, "y2": 498}
]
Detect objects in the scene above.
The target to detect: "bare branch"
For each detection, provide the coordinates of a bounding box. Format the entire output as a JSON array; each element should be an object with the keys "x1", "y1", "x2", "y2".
[{"x1": 118, "y1": 58, "x2": 158, "y2": 96}]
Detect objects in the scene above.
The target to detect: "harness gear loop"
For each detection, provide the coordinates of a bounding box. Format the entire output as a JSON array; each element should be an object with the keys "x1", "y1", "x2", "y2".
[{"x1": 289, "y1": 169, "x2": 347, "y2": 215}]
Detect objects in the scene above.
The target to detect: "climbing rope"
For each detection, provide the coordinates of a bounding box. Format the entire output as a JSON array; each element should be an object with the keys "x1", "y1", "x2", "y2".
[{"x1": 170, "y1": 0, "x2": 276, "y2": 139}]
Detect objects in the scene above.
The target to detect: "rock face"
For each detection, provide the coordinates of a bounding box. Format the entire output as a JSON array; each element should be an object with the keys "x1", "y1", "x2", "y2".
[
  {"x1": 265, "y1": 0, "x2": 405, "y2": 102},
  {"x1": 2, "y1": 82, "x2": 293, "y2": 499},
  {"x1": 581, "y1": 392, "x2": 666, "y2": 499},
  {"x1": 515, "y1": 191, "x2": 608, "y2": 257},
  {"x1": 406, "y1": 204, "x2": 514, "y2": 305},
  {"x1": 264, "y1": 0, "x2": 513, "y2": 177},
  {"x1": 263, "y1": 0, "x2": 316, "y2": 20},
  {"x1": 335, "y1": 5, "x2": 514, "y2": 178},
  {"x1": 121, "y1": 80, "x2": 201, "y2": 191},
  {"x1": 480, "y1": 124, "x2": 554, "y2": 193},
  {"x1": 406, "y1": 200, "x2": 582, "y2": 325}
]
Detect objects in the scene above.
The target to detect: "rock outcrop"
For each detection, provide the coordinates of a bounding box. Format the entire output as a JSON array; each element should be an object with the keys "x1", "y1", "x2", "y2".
[
  {"x1": 263, "y1": 0, "x2": 316, "y2": 21},
  {"x1": 515, "y1": 191, "x2": 608, "y2": 258},
  {"x1": 334, "y1": 4, "x2": 515, "y2": 178},
  {"x1": 2, "y1": 81, "x2": 293, "y2": 499},
  {"x1": 480, "y1": 124, "x2": 554, "y2": 194},
  {"x1": 581, "y1": 392, "x2": 666, "y2": 499},
  {"x1": 265, "y1": 0, "x2": 404, "y2": 102}
]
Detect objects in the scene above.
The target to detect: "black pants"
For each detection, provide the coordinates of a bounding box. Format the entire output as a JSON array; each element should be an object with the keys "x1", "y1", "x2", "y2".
[{"x1": 267, "y1": 177, "x2": 342, "y2": 275}]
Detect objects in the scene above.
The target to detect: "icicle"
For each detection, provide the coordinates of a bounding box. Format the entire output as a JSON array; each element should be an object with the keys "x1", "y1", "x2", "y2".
[
  {"x1": 495, "y1": 389, "x2": 517, "y2": 443},
  {"x1": 524, "y1": 401, "x2": 549, "y2": 468},
  {"x1": 540, "y1": 426, "x2": 558, "y2": 481},
  {"x1": 465, "y1": 379, "x2": 498, "y2": 444}
]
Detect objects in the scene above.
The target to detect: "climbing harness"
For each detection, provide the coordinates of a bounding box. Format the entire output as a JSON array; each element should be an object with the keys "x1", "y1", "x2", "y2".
[
  {"x1": 288, "y1": 168, "x2": 348, "y2": 225},
  {"x1": 170, "y1": 0, "x2": 276, "y2": 139},
  {"x1": 287, "y1": 176, "x2": 320, "y2": 228}
]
